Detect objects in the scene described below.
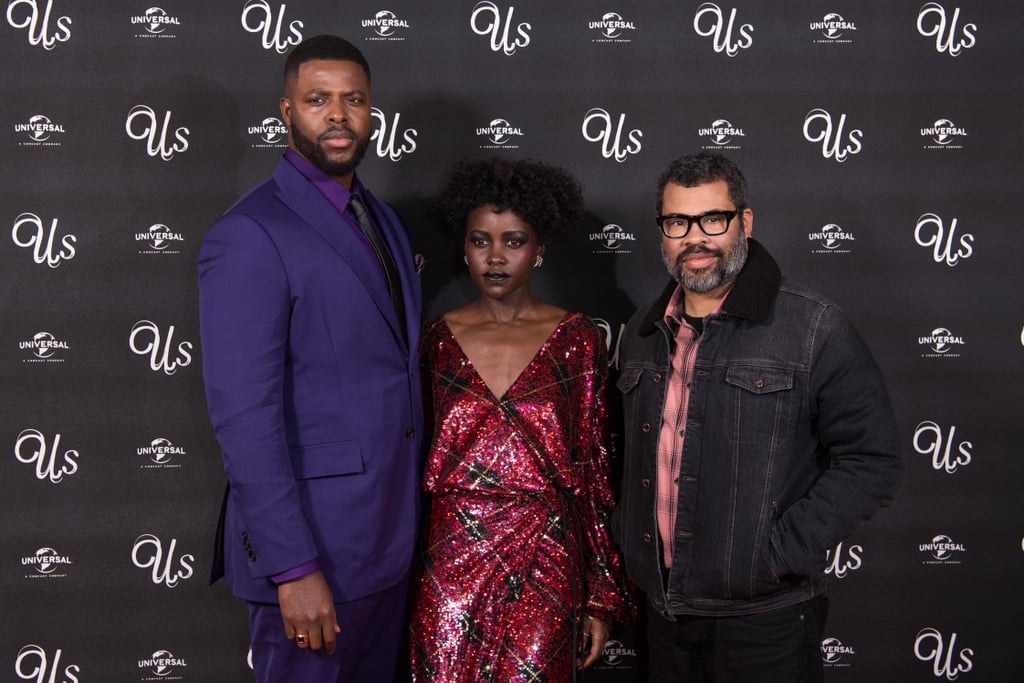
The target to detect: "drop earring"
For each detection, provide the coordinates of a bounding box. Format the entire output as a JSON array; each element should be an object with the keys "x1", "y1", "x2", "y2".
[
  {"x1": 533, "y1": 255, "x2": 544, "y2": 268},
  {"x1": 463, "y1": 255, "x2": 469, "y2": 265}
]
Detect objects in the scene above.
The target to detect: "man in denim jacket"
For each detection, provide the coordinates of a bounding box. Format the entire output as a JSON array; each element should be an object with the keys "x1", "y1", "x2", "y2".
[{"x1": 612, "y1": 152, "x2": 901, "y2": 682}]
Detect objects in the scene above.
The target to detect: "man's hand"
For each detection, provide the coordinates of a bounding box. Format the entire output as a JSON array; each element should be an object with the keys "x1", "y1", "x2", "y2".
[
  {"x1": 278, "y1": 570, "x2": 340, "y2": 654},
  {"x1": 577, "y1": 615, "x2": 611, "y2": 669}
]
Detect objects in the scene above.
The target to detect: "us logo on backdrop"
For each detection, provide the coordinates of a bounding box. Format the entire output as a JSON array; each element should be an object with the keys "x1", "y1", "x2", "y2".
[
  {"x1": 914, "y1": 213, "x2": 974, "y2": 266},
  {"x1": 371, "y1": 107, "x2": 417, "y2": 161},
  {"x1": 582, "y1": 108, "x2": 642, "y2": 162},
  {"x1": 240, "y1": 0, "x2": 303, "y2": 53},
  {"x1": 916, "y1": 3, "x2": 977, "y2": 57},
  {"x1": 14, "y1": 428, "x2": 80, "y2": 483},
  {"x1": 825, "y1": 541, "x2": 863, "y2": 579},
  {"x1": 131, "y1": 534, "x2": 195, "y2": 589},
  {"x1": 15, "y1": 644, "x2": 80, "y2": 682},
  {"x1": 5, "y1": 0, "x2": 72, "y2": 49},
  {"x1": 913, "y1": 420, "x2": 972, "y2": 474},
  {"x1": 471, "y1": 1, "x2": 531, "y2": 55},
  {"x1": 11, "y1": 212, "x2": 77, "y2": 267},
  {"x1": 693, "y1": 3, "x2": 753, "y2": 56},
  {"x1": 914, "y1": 628, "x2": 974, "y2": 679}
]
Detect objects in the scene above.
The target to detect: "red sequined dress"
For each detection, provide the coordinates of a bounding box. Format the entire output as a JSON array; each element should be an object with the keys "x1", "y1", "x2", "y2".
[{"x1": 410, "y1": 312, "x2": 631, "y2": 682}]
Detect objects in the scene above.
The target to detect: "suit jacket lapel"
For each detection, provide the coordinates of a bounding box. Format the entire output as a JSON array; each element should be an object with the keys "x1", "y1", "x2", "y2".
[{"x1": 270, "y1": 160, "x2": 407, "y2": 347}]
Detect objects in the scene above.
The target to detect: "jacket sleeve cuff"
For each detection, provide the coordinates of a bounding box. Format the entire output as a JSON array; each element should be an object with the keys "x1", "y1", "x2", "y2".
[{"x1": 271, "y1": 559, "x2": 320, "y2": 585}]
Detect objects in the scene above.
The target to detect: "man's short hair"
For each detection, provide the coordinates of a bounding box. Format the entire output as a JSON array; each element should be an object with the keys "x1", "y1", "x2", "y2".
[
  {"x1": 656, "y1": 151, "x2": 748, "y2": 212},
  {"x1": 283, "y1": 34, "x2": 371, "y2": 89}
]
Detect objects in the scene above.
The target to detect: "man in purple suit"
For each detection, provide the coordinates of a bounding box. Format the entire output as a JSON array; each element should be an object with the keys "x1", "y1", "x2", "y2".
[{"x1": 198, "y1": 35, "x2": 422, "y2": 682}]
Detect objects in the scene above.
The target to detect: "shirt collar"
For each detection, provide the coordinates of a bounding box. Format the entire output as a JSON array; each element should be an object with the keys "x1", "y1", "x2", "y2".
[{"x1": 283, "y1": 148, "x2": 367, "y2": 212}]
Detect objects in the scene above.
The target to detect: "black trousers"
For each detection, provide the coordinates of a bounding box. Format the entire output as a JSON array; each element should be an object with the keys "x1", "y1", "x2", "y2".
[{"x1": 647, "y1": 596, "x2": 828, "y2": 683}]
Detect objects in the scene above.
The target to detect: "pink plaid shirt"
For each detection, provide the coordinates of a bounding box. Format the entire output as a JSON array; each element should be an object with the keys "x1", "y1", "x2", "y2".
[{"x1": 657, "y1": 286, "x2": 723, "y2": 567}]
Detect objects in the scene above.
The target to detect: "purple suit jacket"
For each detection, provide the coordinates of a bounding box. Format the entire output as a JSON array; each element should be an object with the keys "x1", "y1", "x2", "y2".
[{"x1": 198, "y1": 157, "x2": 423, "y2": 604}]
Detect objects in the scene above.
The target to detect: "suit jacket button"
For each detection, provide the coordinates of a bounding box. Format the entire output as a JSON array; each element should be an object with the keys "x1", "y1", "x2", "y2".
[
  {"x1": 642, "y1": 533, "x2": 652, "y2": 543},
  {"x1": 406, "y1": 428, "x2": 415, "y2": 438}
]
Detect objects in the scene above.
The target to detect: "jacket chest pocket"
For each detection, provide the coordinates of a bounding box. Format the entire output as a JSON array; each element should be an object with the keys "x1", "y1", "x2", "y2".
[{"x1": 722, "y1": 366, "x2": 795, "y2": 445}]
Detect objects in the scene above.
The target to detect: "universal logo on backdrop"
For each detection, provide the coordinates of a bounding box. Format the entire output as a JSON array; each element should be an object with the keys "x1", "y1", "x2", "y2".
[
  {"x1": 13, "y1": 114, "x2": 65, "y2": 147},
  {"x1": 5, "y1": 0, "x2": 71, "y2": 49},
  {"x1": 821, "y1": 637, "x2": 855, "y2": 668},
  {"x1": 476, "y1": 118, "x2": 524, "y2": 150},
  {"x1": 809, "y1": 12, "x2": 857, "y2": 45},
  {"x1": 918, "y1": 326, "x2": 965, "y2": 358},
  {"x1": 921, "y1": 118, "x2": 968, "y2": 150},
  {"x1": 699, "y1": 118, "x2": 745, "y2": 151},
  {"x1": 138, "y1": 437, "x2": 186, "y2": 469},
  {"x1": 248, "y1": 116, "x2": 288, "y2": 148},
  {"x1": 808, "y1": 224, "x2": 855, "y2": 254},
  {"x1": 918, "y1": 533, "x2": 966, "y2": 565},
  {"x1": 589, "y1": 224, "x2": 636, "y2": 255},
  {"x1": 361, "y1": 9, "x2": 410, "y2": 41},
  {"x1": 138, "y1": 649, "x2": 188, "y2": 680},
  {"x1": 21, "y1": 546, "x2": 73, "y2": 579},
  {"x1": 18, "y1": 330, "x2": 70, "y2": 363},
  {"x1": 588, "y1": 11, "x2": 636, "y2": 43},
  {"x1": 129, "y1": 6, "x2": 180, "y2": 40},
  {"x1": 136, "y1": 223, "x2": 185, "y2": 255}
]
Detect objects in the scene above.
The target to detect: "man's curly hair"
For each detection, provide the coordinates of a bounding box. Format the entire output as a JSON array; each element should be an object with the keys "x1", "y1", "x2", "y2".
[{"x1": 437, "y1": 157, "x2": 584, "y2": 245}]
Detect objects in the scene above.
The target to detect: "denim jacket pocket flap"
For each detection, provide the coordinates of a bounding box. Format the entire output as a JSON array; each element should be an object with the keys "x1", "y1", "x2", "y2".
[
  {"x1": 725, "y1": 366, "x2": 794, "y2": 395},
  {"x1": 290, "y1": 440, "x2": 365, "y2": 480},
  {"x1": 616, "y1": 366, "x2": 644, "y2": 394}
]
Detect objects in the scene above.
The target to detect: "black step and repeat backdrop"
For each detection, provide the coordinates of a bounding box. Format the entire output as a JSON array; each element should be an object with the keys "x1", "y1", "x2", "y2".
[{"x1": 3, "y1": 1, "x2": 1023, "y2": 681}]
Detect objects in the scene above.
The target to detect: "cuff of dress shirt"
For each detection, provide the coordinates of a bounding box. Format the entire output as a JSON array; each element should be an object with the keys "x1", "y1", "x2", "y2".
[{"x1": 271, "y1": 559, "x2": 320, "y2": 585}]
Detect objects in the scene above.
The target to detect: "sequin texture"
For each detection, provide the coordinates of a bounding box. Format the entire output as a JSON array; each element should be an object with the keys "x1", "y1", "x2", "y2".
[{"x1": 410, "y1": 312, "x2": 632, "y2": 682}]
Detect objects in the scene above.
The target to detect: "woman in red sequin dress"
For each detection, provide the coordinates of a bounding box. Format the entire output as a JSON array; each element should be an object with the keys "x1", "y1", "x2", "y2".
[{"x1": 410, "y1": 158, "x2": 632, "y2": 682}]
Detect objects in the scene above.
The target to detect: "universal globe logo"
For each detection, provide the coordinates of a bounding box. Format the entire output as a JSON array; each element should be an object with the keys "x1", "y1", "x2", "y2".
[
  {"x1": 22, "y1": 546, "x2": 73, "y2": 577},
  {"x1": 590, "y1": 224, "x2": 636, "y2": 254},
  {"x1": 698, "y1": 118, "x2": 745, "y2": 149},
  {"x1": 14, "y1": 114, "x2": 66, "y2": 144},
  {"x1": 136, "y1": 223, "x2": 185, "y2": 254},
  {"x1": 138, "y1": 437, "x2": 186, "y2": 467},
  {"x1": 138, "y1": 649, "x2": 188, "y2": 678},
  {"x1": 810, "y1": 12, "x2": 857, "y2": 43},
  {"x1": 821, "y1": 637, "x2": 855, "y2": 665},
  {"x1": 362, "y1": 9, "x2": 410, "y2": 39},
  {"x1": 808, "y1": 223, "x2": 855, "y2": 253},
  {"x1": 130, "y1": 7, "x2": 181, "y2": 37},
  {"x1": 476, "y1": 117, "x2": 524, "y2": 148},
  {"x1": 918, "y1": 327, "x2": 965, "y2": 356},
  {"x1": 589, "y1": 12, "x2": 636, "y2": 41},
  {"x1": 19, "y1": 331, "x2": 69, "y2": 362},
  {"x1": 919, "y1": 533, "x2": 966, "y2": 563},
  {"x1": 921, "y1": 118, "x2": 968, "y2": 149},
  {"x1": 248, "y1": 115, "x2": 289, "y2": 147},
  {"x1": 601, "y1": 640, "x2": 637, "y2": 667}
]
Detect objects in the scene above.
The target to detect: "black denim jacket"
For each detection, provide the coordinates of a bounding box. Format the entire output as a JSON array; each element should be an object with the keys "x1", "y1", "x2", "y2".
[{"x1": 611, "y1": 239, "x2": 902, "y2": 618}]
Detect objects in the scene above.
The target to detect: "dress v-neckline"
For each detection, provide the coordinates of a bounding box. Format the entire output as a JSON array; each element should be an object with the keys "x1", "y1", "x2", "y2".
[{"x1": 442, "y1": 313, "x2": 572, "y2": 402}]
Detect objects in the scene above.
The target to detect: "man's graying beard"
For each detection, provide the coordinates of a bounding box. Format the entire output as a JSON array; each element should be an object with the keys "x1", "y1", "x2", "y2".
[{"x1": 661, "y1": 222, "x2": 748, "y2": 293}]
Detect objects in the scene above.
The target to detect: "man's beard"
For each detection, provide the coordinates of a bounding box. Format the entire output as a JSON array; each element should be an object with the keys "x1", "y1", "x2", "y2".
[
  {"x1": 662, "y1": 227, "x2": 748, "y2": 294},
  {"x1": 290, "y1": 120, "x2": 369, "y2": 179}
]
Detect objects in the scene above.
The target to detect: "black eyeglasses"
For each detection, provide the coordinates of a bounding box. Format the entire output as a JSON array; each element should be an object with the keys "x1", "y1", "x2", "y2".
[{"x1": 656, "y1": 210, "x2": 738, "y2": 238}]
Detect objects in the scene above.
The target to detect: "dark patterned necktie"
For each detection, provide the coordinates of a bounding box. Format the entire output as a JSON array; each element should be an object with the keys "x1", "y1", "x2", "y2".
[{"x1": 348, "y1": 194, "x2": 406, "y2": 337}]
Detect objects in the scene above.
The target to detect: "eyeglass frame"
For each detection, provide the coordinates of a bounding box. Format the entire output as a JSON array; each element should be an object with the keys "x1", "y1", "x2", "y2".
[{"x1": 655, "y1": 209, "x2": 740, "y2": 239}]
